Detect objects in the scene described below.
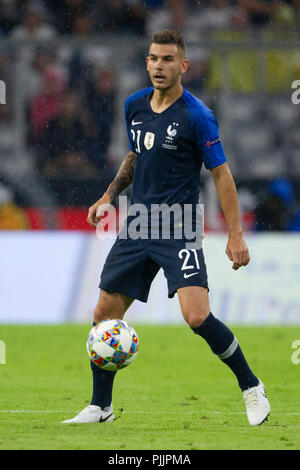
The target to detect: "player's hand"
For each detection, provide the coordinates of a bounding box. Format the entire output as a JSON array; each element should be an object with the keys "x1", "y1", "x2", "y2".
[
  {"x1": 87, "y1": 193, "x2": 111, "y2": 229},
  {"x1": 225, "y1": 234, "x2": 250, "y2": 270}
]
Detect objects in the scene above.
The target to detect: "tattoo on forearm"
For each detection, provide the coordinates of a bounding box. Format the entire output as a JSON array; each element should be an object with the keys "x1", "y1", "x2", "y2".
[{"x1": 107, "y1": 152, "x2": 136, "y2": 202}]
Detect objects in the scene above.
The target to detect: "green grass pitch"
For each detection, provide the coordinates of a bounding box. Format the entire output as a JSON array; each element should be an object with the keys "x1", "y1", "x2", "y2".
[{"x1": 0, "y1": 324, "x2": 299, "y2": 450}]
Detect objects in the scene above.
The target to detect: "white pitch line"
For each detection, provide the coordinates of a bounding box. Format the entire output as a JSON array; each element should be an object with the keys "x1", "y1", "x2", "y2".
[
  {"x1": 0, "y1": 410, "x2": 69, "y2": 414},
  {"x1": 0, "y1": 410, "x2": 300, "y2": 415}
]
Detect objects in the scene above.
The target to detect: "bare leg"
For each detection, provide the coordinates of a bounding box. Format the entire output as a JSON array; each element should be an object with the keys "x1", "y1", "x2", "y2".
[
  {"x1": 177, "y1": 286, "x2": 210, "y2": 328},
  {"x1": 93, "y1": 289, "x2": 134, "y2": 323}
]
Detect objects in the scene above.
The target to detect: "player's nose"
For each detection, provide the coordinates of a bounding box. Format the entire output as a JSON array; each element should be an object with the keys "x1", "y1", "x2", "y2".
[{"x1": 155, "y1": 59, "x2": 164, "y2": 69}]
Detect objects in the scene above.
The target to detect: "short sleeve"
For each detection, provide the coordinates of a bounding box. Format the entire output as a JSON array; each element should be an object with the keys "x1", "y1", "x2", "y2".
[
  {"x1": 124, "y1": 98, "x2": 135, "y2": 152},
  {"x1": 194, "y1": 108, "x2": 227, "y2": 170}
]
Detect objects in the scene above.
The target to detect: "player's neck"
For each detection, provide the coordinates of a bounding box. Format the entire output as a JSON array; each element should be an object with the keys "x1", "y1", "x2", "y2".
[{"x1": 150, "y1": 83, "x2": 183, "y2": 114}]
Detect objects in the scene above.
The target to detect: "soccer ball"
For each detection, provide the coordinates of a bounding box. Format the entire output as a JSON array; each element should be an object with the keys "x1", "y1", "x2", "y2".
[{"x1": 87, "y1": 319, "x2": 139, "y2": 371}]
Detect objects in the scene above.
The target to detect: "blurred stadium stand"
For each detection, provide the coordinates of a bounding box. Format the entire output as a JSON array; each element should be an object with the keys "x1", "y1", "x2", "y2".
[{"x1": 0, "y1": 0, "x2": 300, "y2": 231}]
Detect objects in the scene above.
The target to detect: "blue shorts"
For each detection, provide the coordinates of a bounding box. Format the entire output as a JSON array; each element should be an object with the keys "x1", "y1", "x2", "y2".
[{"x1": 99, "y1": 235, "x2": 208, "y2": 303}]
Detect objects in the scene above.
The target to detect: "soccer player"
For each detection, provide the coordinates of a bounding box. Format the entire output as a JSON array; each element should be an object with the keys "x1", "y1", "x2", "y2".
[{"x1": 63, "y1": 30, "x2": 270, "y2": 426}]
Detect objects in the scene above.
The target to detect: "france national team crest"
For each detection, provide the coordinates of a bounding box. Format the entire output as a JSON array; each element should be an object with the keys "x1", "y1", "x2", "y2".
[
  {"x1": 163, "y1": 122, "x2": 179, "y2": 150},
  {"x1": 144, "y1": 132, "x2": 155, "y2": 150},
  {"x1": 167, "y1": 122, "x2": 179, "y2": 138}
]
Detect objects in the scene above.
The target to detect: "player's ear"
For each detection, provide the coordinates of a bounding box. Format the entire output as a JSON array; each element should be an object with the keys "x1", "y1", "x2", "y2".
[
  {"x1": 181, "y1": 59, "x2": 189, "y2": 75},
  {"x1": 146, "y1": 55, "x2": 150, "y2": 71}
]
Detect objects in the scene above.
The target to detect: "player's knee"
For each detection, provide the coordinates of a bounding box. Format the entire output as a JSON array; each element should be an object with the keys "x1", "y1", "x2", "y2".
[{"x1": 184, "y1": 310, "x2": 209, "y2": 329}]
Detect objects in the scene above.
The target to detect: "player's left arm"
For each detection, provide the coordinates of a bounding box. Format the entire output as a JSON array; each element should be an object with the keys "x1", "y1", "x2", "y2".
[{"x1": 210, "y1": 162, "x2": 250, "y2": 270}]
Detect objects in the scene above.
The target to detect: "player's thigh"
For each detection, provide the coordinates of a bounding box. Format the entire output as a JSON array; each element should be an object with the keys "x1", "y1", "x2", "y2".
[
  {"x1": 177, "y1": 285, "x2": 210, "y2": 328},
  {"x1": 94, "y1": 289, "x2": 134, "y2": 323}
]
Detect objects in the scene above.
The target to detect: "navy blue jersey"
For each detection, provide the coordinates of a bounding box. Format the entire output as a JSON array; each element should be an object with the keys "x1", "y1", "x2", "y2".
[{"x1": 124, "y1": 87, "x2": 227, "y2": 210}]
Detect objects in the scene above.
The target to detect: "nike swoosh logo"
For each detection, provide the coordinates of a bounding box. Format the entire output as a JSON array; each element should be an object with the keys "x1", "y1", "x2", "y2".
[
  {"x1": 183, "y1": 272, "x2": 198, "y2": 279},
  {"x1": 132, "y1": 119, "x2": 143, "y2": 125},
  {"x1": 99, "y1": 412, "x2": 114, "y2": 423}
]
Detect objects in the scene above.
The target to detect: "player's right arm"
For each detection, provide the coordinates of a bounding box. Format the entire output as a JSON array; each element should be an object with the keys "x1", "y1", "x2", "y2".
[{"x1": 87, "y1": 150, "x2": 137, "y2": 228}]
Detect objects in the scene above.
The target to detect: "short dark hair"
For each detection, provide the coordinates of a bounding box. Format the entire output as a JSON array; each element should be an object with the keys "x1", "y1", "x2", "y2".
[{"x1": 150, "y1": 30, "x2": 186, "y2": 57}]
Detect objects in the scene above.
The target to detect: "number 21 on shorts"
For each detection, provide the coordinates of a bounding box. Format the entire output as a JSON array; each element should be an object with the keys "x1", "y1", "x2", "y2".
[{"x1": 178, "y1": 249, "x2": 200, "y2": 278}]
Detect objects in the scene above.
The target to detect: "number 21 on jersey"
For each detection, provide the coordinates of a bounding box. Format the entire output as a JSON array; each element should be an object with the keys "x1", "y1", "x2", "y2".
[{"x1": 131, "y1": 129, "x2": 155, "y2": 153}]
